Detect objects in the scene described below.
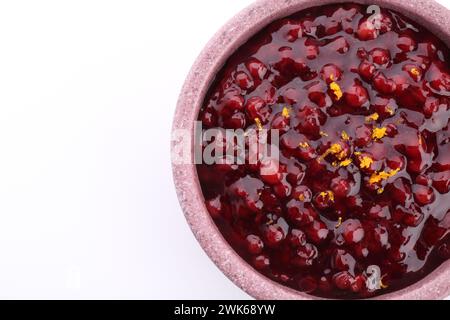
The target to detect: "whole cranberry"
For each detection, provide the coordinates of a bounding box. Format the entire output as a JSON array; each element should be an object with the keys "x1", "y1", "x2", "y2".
[
  {"x1": 388, "y1": 178, "x2": 412, "y2": 205},
  {"x1": 432, "y1": 170, "x2": 450, "y2": 194},
  {"x1": 388, "y1": 246, "x2": 406, "y2": 262},
  {"x1": 305, "y1": 220, "x2": 330, "y2": 244},
  {"x1": 370, "y1": 48, "x2": 391, "y2": 66},
  {"x1": 253, "y1": 254, "x2": 270, "y2": 270},
  {"x1": 292, "y1": 185, "x2": 313, "y2": 202},
  {"x1": 351, "y1": 275, "x2": 367, "y2": 293},
  {"x1": 353, "y1": 242, "x2": 370, "y2": 259},
  {"x1": 313, "y1": 191, "x2": 335, "y2": 210},
  {"x1": 308, "y1": 158, "x2": 327, "y2": 177},
  {"x1": 273, "y1": 180, "x2": 292, "y2": 199},
  {"x1": 318, "y1": 276, "x2": 333, "y2": 293},
  {"x1": 320, "y1": 64, "x2": 342, "y2": 83},
  {"x1": 397, "y1": 35, "x2": 416, "y2": 52},
  {"x1": 308, "y1": 85, "x2": 330, "y2": 108},
  {"x1": 345, "y1": 82, "x2": 369, "y2": 108},
  {"x1": 221, "y1": 94, "x2": 245, "y2": 114},
  {"x1": 415, "y1": 174, "x2": 431, "y2": 186},
  {"x1": 223, "y1": 111, "x2": 246, "y2": 129},
  {"x1": 422, "y1": 218, "x2": 447, "y2": 246},
  {"x1": 397, "y1": 85, "x2": 428, "y2": 110},
  {"x1": 245, "y1": 96, "x2": 271, "y2": 122},
  {"x1": 394, "y1": 204, "x2": 424, "y2": 227},
  {"x1": 412, "y1": 184, "x2": 436, "y2": 206},
  {"x1": 200, "y1": 107, "x2": 218, "y2": 128},
  {"x1": 356, "y1": 47, "x2": 368, "y2": 60},
  {"x1": 385, "y1": 123, "x2": 398, "y2": 137},
  {"x1": 333, "y1": 271, "x2": 354, "y2": 290},
  {"x1": 354, "y1": 124, "x2": 372, "y2": 147},
  {"x1": 264, "y1": 223, "x2": 286, "y2": 247},
  {"x1": 371, "y1": 225, "x2": 389, "y2": 250},
  {"x1": 378, "y1": 13, "x2": 393, "y2": 34},
  {"x1": 287, "y1": 200, "x2": 318, "y2": 226},
  {"x1": 304, "y1": 40, "x2": 320, "y2": 60},
  {"x1": 296, "y1": 144, "x2": 318, "y2": 162},
  {"x1": 294, "y1": 243, "x2": 318, "y2": 266},
  {"x1": 298, "y1": 276, "x2": 318, "y2": 293},
  {"x1": 331, "y1": 176, "x2": 352, "y2": 197},
  {"x1": 289, "y1": 229, "x2": 307, "y2": 247},
  {"x1": 296, "y1": 106, "x2": 327, "y2": 136},
  {"x1": 439, "y1": 211, "x2": 450, "y2": 229},
  {"x1": 427, "y1": 62, "x2": 450, "y2": 92},
  {"x1": 235, "y1": 71, "x2": 254, "y2": 90},
  {"x1": 285, "y1": 23, "x2": 303, "y2": 42},
  {"x1": 245, "y1": 58, "x2": 268, "y2": 80},
  {"x1": 340, "y1": 219, "x2": 365, "y2": 244},
  {"x1": 407, "y1": 158, "x2": 428, "y2": 175},
  {"x1": 373, "y1": 72, "x2": 396, "y2": 94},
  {"x1": 368, "y1": 203, "x2": 390, "y2": 220},
  {"x1": 246, "y1": 234, "x2": 264, "y2": 254},
  {"x1": 322, "y1": 16, "x2": 341, "y2": 35},
  {"x1": 423, "y1": 96, "x2": 440, "y2": 118},
  {"x1": 329, "y1": 36, "x2": 350, "y2": 54},
  {"x1": 271, "y1": 112, "x2": 290, "y2": 133},
  {"x1": 386, "y1": 154, "x2": 406, "y2": 171},
  {"x1": 404, "y1": 132, "x2": 426, "y2": 159},
  {"x1": 437, "y1": 242, "x2": 450, "y2": 259},
  {"x1": 358, "y1": 61, "x2": 376, "y2": 80},
  {"x1": 259, "y1": 158, "x2": 282, "y2": 185},
  {"x1": 357, "y1": 20, "x2": 378, "y2": 41},
  {"x1": 205, "y1": 195, "x2": 223, "y2": 219},
  {"x1": 332, "y1": 249, "x2": 356, "y2": 272}
]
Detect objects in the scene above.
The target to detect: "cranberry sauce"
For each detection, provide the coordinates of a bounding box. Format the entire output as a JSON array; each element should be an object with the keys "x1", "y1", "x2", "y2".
[{"x1": 196, "y1": 3, "x2": 450, "y2": 298}]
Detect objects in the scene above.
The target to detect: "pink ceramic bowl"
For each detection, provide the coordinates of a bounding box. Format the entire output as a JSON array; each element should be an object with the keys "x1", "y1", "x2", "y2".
[{"x1": 172, "y1": 0, "x2": 450, "y2": 300}]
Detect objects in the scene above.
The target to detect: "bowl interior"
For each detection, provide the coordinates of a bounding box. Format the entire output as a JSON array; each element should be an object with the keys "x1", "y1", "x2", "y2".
[{"x1": 172, "y1": 0, "x2": 450, "y2": 300}]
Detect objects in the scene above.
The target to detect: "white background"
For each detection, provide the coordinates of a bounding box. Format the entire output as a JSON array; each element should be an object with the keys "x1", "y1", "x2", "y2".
[{"x1": 0, "y1": 0, "x2": 448, "y2": 299}]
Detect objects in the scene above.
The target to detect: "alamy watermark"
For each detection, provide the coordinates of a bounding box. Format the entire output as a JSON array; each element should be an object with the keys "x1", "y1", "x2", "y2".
[{"x1": 172, "y1": 121, "x2": 280, "y2": 174}]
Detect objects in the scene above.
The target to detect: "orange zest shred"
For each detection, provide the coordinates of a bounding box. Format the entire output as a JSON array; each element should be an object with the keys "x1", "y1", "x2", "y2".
[
  {"x1": 369, "y1": 168, "x2": 400, "y2": 185},
  {"x1": 386, "y1": 106, "x2": 395, "y2": 116},
  {"x1": 359, "y1": 156, "x2": 374, "y2": 169},
  {"x1": 372, "y1": 127, "x2": 387, "y2": 140},
  {"x1": 418, "y1": 135, "x2": 425, "y2": 147},
  {"x1": 340, "y1": 158, "x2": 353, "y2": 167},
  {"x1": 329, "y1": 81, "x2": 343, "y2": 100},
  {"x1": 410, "y1": 67, "x2": 421, "y2": 77},
  {"x1": 299, "y1": 194, "x2": 305, "y2": 201},
  {"x1": 341, "y1": 131, "x2": 350, "y2": 141},
  {"x1": 366, "y1": 112, "x2": 379, "y2": 123},
  {"x1": 335, "y1": 217, "x2": 343, "y2": 228},
  {"x1": 254, "y1": 117, "x2": 263, "y2": 131},
  {"x1": 282, "y1": 106, "x2": 290, "y2": 118},
  {"x1": 377, "y1": 188, "x2": 385, "y2": 194},
  {"x1": 320, "y1": 143, "x2": 343, "y2": 160},
  {"x1": 328, "y1": 143, "x2": 342, "y2": 154},
  {"x1": 319, "y1": 190, "x2": 335, "y2": 202},
  {"x1": 337, "y1": 150, "x2": 348, "y2": 160},
  {"x1": 299, "y1": 141, "x2": 310, "y2": 149}
]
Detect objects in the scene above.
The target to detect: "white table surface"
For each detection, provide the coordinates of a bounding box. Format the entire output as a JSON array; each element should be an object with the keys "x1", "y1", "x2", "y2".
[{"x1": 0, "y1": 0, "x2": 448, "y2": 299}]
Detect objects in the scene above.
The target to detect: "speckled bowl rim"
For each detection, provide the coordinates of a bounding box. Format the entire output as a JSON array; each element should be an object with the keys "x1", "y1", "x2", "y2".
[{"x1": 172, "y1": 0, "x2": 450, "y2": 300}]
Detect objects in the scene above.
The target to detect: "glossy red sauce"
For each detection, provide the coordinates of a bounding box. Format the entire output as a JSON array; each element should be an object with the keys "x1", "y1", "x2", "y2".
[{"x1": 196, "y1": 3, "x2": 450, "y2": 298}]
